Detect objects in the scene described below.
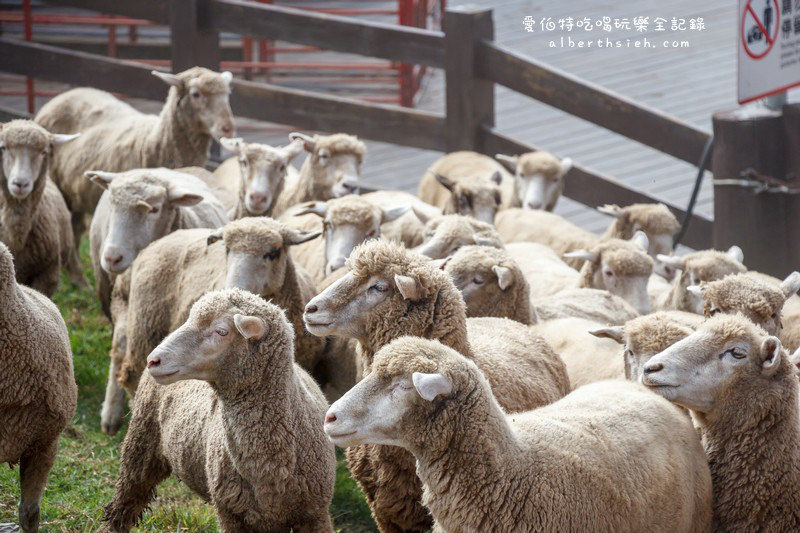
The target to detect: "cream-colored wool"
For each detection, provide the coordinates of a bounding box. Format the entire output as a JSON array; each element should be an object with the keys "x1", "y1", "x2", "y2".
[
  {"x1": 599, "y1": 203, "x2": 680, "y2": 240},
  {"x1": 656, "y1": 249, "x2": 746, "y2": 312},
  {"x1": 414, "y1": 213, "x2": 503, "y2": 259},
  {"x1": 576, "y1": 238, "x2": 654, "y2": 284},
  {"x1": 0, "y1": 242, "x2": 77, "y2": 532},
  {"x1": 504, "y1": 241, "x2": 581, "y2": 299},
  {"x1": 535, "y1": 288, "x2": 639, "y2": 324},
  {"x1": 495, "y1": 150, "x2": 570, "y2": 211},
  {"x1": 104, "y1": 289, "x2": 335, "y2": 532},
  {"x1": 0, "y1": 120, "x2": 79, "y2": 296},
  {"x1": 361, "y1": 190, "x2": 441, "y2": 247}
]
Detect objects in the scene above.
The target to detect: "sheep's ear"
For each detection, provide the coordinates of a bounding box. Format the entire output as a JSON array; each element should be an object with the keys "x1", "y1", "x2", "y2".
[
  {"x1": 494, "y1": 154, "x2": 518, "y2": 172},
  {"x1": 780, "y1": 272, "x2": 800, "y2": 299},
  {"x1": 489, "y1": 171, "x2": 503, "y2": 185},
  {"x1": 207, "y1": 229, "x2": 223, "y2": 246},
  {"x1": 428, "y1": 257, "x2": 449, "y2": 270},
  {"x1": 727, "y1": 245, "x2": 744, "y2": 263},
  {"x1": 233, "y1": 314, "x2": 266, "y2": 341},
  {"x1": 686, "y1": 285, "x2": 704, "y2": 299},
  {"x1": 760, "y1": 336, "x2": 783, "y2": 376},
  {"x1": 492, "y1": 265, "x2": 513, "y2": 291},
  {"x1": 563, "y1": 250, "x2": 598, "y2": 263},
  {"x1": 84, "y1": 170, "x2": 119, "y2": 190},
  {"x1": 589, "y1": 326, "x2": 624, "y2": 344},
  {"x1": 559, "y1": 157, "x2": 573, "y2": 175},
  {"x1": 657, "y1": 254, "x2": 685, "y2": 271},
  {"x1": 288, "y1": 229, "x2": 321, "y2": 246},
  {"x1": 282, "y1": 138, "x2": 305, "y2": 162},
  {"x1": 289, "y1": 132, "x2": 316, "y2": 153},
  {"x1": 412, "y1": 372, "x2": 452, "y2": 401},
  {"x1": 168, "y1": 188, "x2": 204, "y2": 207},
  {"x1": 381, "y1": 205, "x2": 410, "y2": 224},
  {"x1": 394, "y1": 274, "x2": 422, "y2": 301},
  {"x1": 789, "y1": 346, "x2": 800, "y2": 368},
  {"x1": 220, "y1": 71, "x2": 233, "y2": 84},
  {"x1": 411, "y1": 205, "x2": 432, "y2": 224},
  {"x1": 219, "y1": 137, "x2": 244, "y2": 154},
  {"x1": 152, "y1": 70, "x2": 183, "y2": 88},
  {"x1": 294, "y1": 201, "x2": 328, "y2": 218},
  {"x1": 631, "y1": 230, "x2": 649, "y2": 252},
  {"x1": 597, "y1": 204, "x2": 622, "y2": 217},
  {"x1": 52, "y1": 132, "x2": 80, "y2": 146},
  {"x1": 434, "y1": 173, "x2": 455, "y2": 192}
]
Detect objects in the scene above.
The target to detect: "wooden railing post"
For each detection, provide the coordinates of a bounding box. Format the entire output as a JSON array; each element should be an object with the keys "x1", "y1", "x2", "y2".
[
  {"x1": 443, "y1": 7, "x2": 494, "y2": 152},
  {"x1": 170, "y1": 0, "x2": 220, "y2": 72}
]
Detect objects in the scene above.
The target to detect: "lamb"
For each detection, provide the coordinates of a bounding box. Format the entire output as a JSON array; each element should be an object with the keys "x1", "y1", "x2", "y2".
[
  {"x1": 0, "y1": 242, "x2": 77, "y2": 533},
  {"x1": 35, "y1": 67, "x2": 234, "y2": 248},
  {"x1": 0, "y1": 120, "x2": 82, "y2": 296},
  {"x1": 360, "y1": 190, "x2": 441, "y2": 248},
  {"x1": 642, "y1": 314, "x2": 800, "y2": 531},
  {"x1": 271, "y1": 132, "x2": 365, "y2": 216},
  {"x1": 413, "y1": 212, "x2": 503, "y2": 259},
  {"x1": 303, "y1": 239, "x2": 569, "y2": 532},
  {"x1": 417, "y1": 151, "x2": 513, "y2": 224},
  {"x1": 103, "y1": 289, "x2": 335, "y2": 532},
  {"x1": 88, "y1": 167, "x2": 229, "y2": 319},
  {"x1": 208, "y1": 137, "x2": 304, "y2": 219},
  {"x1": 324, "y1": 336, "x2": 712, "y2": 533},
  {"x1": 495, "y1": 150, "x2": 572, "y2": 211}
]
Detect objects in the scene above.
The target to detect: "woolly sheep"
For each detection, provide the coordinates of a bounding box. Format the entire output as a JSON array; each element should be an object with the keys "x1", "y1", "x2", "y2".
[
  {"x1": 325, "y1": 336, "x2": 712, "y2": 532},
  {"x1": 271, "y1": 132, "x2": 366, "y2": 216},
  {"x1": 535, "y1": 288, "x2": 639, "y2": 324},
  {"x1": 35, "y1": 67, "x2": 234, "y2": 248},
  {"x1": 0, "y1": 242, "x2": 77, "y2": 533},
  {"x1": 103, "y1": 289, "x2": 334, "y2": 532},
  {"x1": 0, "y1": 120, "x2": 82, "y2": 296},
  {"x1": 360, "y1": 190, "x2": 441, "y2": 248},
  {"x1": 417, "y1": 151, "x2": 513, "y2": 224},
  {"x1": 495, "y1": 150, "x2": 572, "y2": 211},
  {"x1": 88, "y1": 167, "x2": 228, "y2": 319},
  {"x1": 413, "y1": 212, "x2": 503, "y2": 259},
  {"x1": 303, "y1": 239, "x2": 569, "y2": 532},
  {"x1": 642, "y1": 314, "x2": 800, "y2": 530},
  {"x1": 505, "y1": 241, "x2": 580, "y2": 298}
]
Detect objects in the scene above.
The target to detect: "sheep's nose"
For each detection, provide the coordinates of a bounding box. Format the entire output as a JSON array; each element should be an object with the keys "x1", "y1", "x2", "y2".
[
  {"x1": 248, "y1": 192, "x2": 266, "y2": 205},
  {"x1": 305, "y1": 304, "x2": 318, "y2": 314},
  {"x1": 104, "y1": 254, "x2": 123, "y2": 268},
  {"x1": 325, "y1": 412, "x2": 337, "y2": 424},
  {"x1": 221, "y1": 124, "x2": 233, "y2": 136},
  {"x1": 342, "y1": 182, "x2": 359, "y2": 194},
  {"x1": 643, "y1": 362, "x2": 664, "y2": 375},
  {"x1": 147, "y1": 355, "x2": 161, "y2": 368},
  {"x1": 527, "y1": 201, "x2": 542, "y2": 210}
]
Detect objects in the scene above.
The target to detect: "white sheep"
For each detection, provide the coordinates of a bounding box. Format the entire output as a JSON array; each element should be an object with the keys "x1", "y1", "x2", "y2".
[
  {"x1": 495, "y1": 150, "x2": 572, "y2": 211},
  {"x1": 360, "y1": 189, "x2": 441, "y2": 248},
  {"x1": 413, "y1": 212, "x2": 503, "y2": 259}
]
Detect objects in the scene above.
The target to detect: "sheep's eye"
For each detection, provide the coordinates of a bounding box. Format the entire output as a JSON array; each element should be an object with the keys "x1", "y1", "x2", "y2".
[
  {"x1": 370, "y1": 282, "x2": 388, "y2": 293},
  {"x1": 710, "y1": 308, "x2": 719, "y2": 316},
  {"x1": 723, "y1": 348, "x2": 745, "y2": 359},
  {"x1": 367, "y1": 230, "x2": 376, "y2": 238},
  {"x1": 317, "y1": 151, "x2": 329, "y2": 160},
  {"x1": 473, "y1": 276, "x2": 484, "y2": 285},
  {"x1": 263, "y1": 248, "x2": 280, "y2": 261},
  {"x1": 191, "y1": 90, "x2": 201, "y2": 99},
  {"x1": 771, "y1": 313, "x2": 778, "y2": 320},
  {"x1": 625, "y1": 349, "x2": 634, "y2": 359},
  {"x1": 494, "y1": 191, "x2": 501, "y2": 205},
  {"x1": 150, "y1": 206, "x2": 160, "y2": 214},
  {"x1": 604, "y1": 270, "x2": 614, "y2": 277},
  {"x1": 225, "y1": 246, "x2": 230, "y2": 255},
  {"x1": 215, "y1": 327, "x2": 228, "y2": 336},
  {"x1": 240, "y1": 159, "x2": 248, "y2": 167}
]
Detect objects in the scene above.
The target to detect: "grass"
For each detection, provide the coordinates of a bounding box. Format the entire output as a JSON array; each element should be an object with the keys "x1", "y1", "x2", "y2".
[{"x1": 0, "y1": 238, "x2": 376, "y2": 531}]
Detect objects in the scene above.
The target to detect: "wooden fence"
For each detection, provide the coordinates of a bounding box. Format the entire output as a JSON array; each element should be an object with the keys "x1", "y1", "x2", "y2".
[{"x1": 0, "y1": 0, "x2": 714, "y2": 249}]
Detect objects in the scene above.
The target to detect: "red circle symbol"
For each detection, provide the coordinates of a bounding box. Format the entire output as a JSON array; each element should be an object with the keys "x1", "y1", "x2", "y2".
[{"x1": 741, "y1": 0, "x2": 780, "y2": 60}]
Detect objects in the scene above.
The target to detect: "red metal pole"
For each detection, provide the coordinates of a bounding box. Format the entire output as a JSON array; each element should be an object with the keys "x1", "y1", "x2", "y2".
[
  {"x1": 23, "y1": 0, "x2": 34, "y2": 113},
  {"x1": 108, "y1": 24, "x2": 117, "y2": 57}
]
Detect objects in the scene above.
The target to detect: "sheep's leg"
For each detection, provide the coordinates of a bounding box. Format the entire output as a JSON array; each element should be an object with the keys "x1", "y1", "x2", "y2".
[
  {"x1": 293, "y1": 514, "x2": 334, "y2": 533},
  {"x1": 28, "y1": 262, "x2": 60, "y2": 298},
  {"x1": 18, "y1": 439, "x2": 58, "y2": 533},
  {"x1": 65, "y1": 245, "x2": 88, "y2": 288},
  {"x1": 100, "y1": 351, "x2": 127, "y2": 436},
  {"x1": 70, "y1": 211, "x2": 87, "y2": 256}
]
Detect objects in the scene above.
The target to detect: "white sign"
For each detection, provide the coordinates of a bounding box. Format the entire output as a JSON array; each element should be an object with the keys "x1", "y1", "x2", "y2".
[{"x1": 738, "y1": 0, "x2": 800, "y2": 103}]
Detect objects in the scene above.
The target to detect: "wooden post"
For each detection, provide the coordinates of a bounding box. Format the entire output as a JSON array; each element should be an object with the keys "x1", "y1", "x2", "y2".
[
  {"x1": 782, "y1": 103, "x2": 800, "y2": 272},
  {"x1": 170, "y1": 0, "x2": 221, "y2": 72},
  {"x1": 443, "y1": 7, "x2": 494, "y2": 152},
  {"x1": 712, "y1": 108, "x2": 794, "y2": 276}
]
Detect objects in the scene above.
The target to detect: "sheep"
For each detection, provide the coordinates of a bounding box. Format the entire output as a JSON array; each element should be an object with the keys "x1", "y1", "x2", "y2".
[
  {"x1": 0, "y1": 242, "x2": 77, "y2": 533},
  {"x1": 282, "y1": 195, "x2": 409, "y2": 283},
  {"x1": 495, "y1": 150, "x2": 572, "y2": 211},
  {"x1": 271, "y1": 132, "x2": 366, "y2": 216},
  {"x1": 324, "y1": 336, "x2": 712, "y2": 533},
  {"x1": 413, "y1": 212, "x2": 503, "y2": 259},
  {"x1": 116, "y1": 218, "x2": 324, "y2": 402},
  {"x1": 505, "y1": 241, "x2": 580, "y2": 298},
  {"x1": 654, "y1": 246, "x2": 746, "y2": 313},
  {"x1": 35, "y1": 67, "x2": 234, "y2": 249},
  {"x1": 0, "y1": 120, "x2": 83, "y2": 296},
  {"x1": 88, "y1": 167, "x2": 228, "y2": 319},
  {"x1": 417, "y1": 151, "x2": 513, "y2": 224},
  {"x1": 208, "y1": 137, "x2": 305, "y2": 219},
  {"x1": 103, "y1": 288, "x2": 335, "y2": 532},
  {"x1": 303, "y1": 239, "x2": 570, "y2": 532},
  {"x1": 535, "y1": 288, "x2": 639, "y2": 324},
  {"x1": 360, "y1": 190, "x2": 441, "y2": 248},
  {"x1": 642, "y1": 314, "x2": 800, "y2": 531}
]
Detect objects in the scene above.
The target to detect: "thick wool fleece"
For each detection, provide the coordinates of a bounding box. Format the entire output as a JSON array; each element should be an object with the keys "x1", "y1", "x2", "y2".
[
  {"x1": 0, "y1": 121, "x2": 75, "y2": 296},
  {"x1": 620, "y1": 312, "x2": 698, "y2": 379},
  {"x1": 0, "y1": 242, "x2": 77, "y2": 531},
  {"x1": 416, "y1": 213, "x2": 504, "y2": 259},
  {"x1": 342, "y1": 239, "x2": 569, "y2": 533},
  {"x1": 688, "y1": 315, "x2": 800, "y2": 531},
  {"x1": 535, "y1": 288, "x2": 639, "y2": 325},
  {"x1": 700, "y1": 274, "x2": 784, "y2": 326},
  {"x1": 601, "y1": 203, "x2": 680, "y2": 240},
  {"x1": 444, "y1": 245, "x2": 534, "y2": 324},
  {"x1": 36, "y1": 67, "x2": 229, "y2": 225},
  {"x1": 361, "y1": 190, "x2": 441, "y2": 248},
  {"x1": 119, "y1": 219, "x2": 323, "y2": 396},
  {"x1": 661, "y1": 251, "x2": 747, "y2": 311},
  {"x1": 104, "y1": 289, "x2": 334, "y2": 532},
  {"x1": 370, "y1": 337, "x2": 712, "y2": 533},
  {"x1": 577, "y1": 238, "x2": 654, "y2": 286}
]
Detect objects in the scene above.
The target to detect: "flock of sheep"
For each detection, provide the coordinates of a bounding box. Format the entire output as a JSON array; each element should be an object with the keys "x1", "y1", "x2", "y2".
[{"x1": 1, "y1": 65, "x2": 800, "y2": 532}]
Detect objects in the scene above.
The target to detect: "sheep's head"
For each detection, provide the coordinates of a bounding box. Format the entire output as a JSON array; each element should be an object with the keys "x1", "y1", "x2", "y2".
[
  {"x1": 146, "y1": 288, "x2": 294, "y2": 392},
  {"x1": 295, "y1": 195, "x2": 409, "y2": 276},
  {"x1": 324, "y1": 336, "x2": 477, "y2": 453},
  {"x1": 496, "y1": 151, "x2": 571, "y2": 211},
  {"x1": 207, "y1": 217, "x2": 319, "y2": 297},
  {"x1": 591, "y1": 312, "x2": 695, "y2": 381},
  {"x1": 658, "y1": 246, "x2": 746, "y2": 314},
  {"x1": 0, "y1": 120, "x2": 78, "y2": 200},
  {"x1": 566, "y1": 232, "x2": 654, "y2": 314},
  {"x1": 641, "y1": 314, "x2": 789, "y2": 417},
  {"x1": 220, "y1": 137, "x2": 304, "y2": 216},
  {"x1": 290, "y1": 132, "x2": 365, "y2": 198},
  {"x1": 86, "y1": 168, "x2": 208, "y2": 274},
  {"x1": 152, "y1": 67, "x2": 235, "y2": 140},
  {"x1": 434, "y1": 172, "x2": 503, "y2": 224},
  {"x1": 414, "y1": 213, "x2": 503, "y2": 259}
]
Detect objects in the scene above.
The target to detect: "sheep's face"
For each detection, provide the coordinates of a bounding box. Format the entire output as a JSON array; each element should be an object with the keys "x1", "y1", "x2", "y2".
[
  {"x1": 87, "y1": 171, "x2": 204, "y2": 274},
  {"x1": 516, "y1": 171, "x2": 561, "y2": 211},
  {"x1": 592, "y1": 262, "x2": 651, "y2": 315},
  {"x1": 788, "y1": 347, "x2": 800, "y2": 376},
  {"x1": 311, "y1": 149, "x2": 361, "y2": 198},
  {"x1": 443, "y1": 246, "x2": 515, "y2": 316},
  {"x1": 169, "y1": 69, "x2": 235, "y2": 140},
  {"x1": 641, "y1": 315, "x2": 782, "y2": 414},
  {"x1": 441, "y1": 176, "x2": 502, "y2": 225},
  {"x1": 497, "y1": 152, "x2": 570, "y2": 211},
  {"x1": 659, "y1": 247, "x2": 746, "y2": 313},
  {"x1": 415, "y1": 215, "x2": 503, "y2": 259}
]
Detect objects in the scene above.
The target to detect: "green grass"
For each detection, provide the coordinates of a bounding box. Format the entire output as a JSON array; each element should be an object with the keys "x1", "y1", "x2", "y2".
[{"x1": 0, "y1": 238, "x2": 376, "y2": 531}]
